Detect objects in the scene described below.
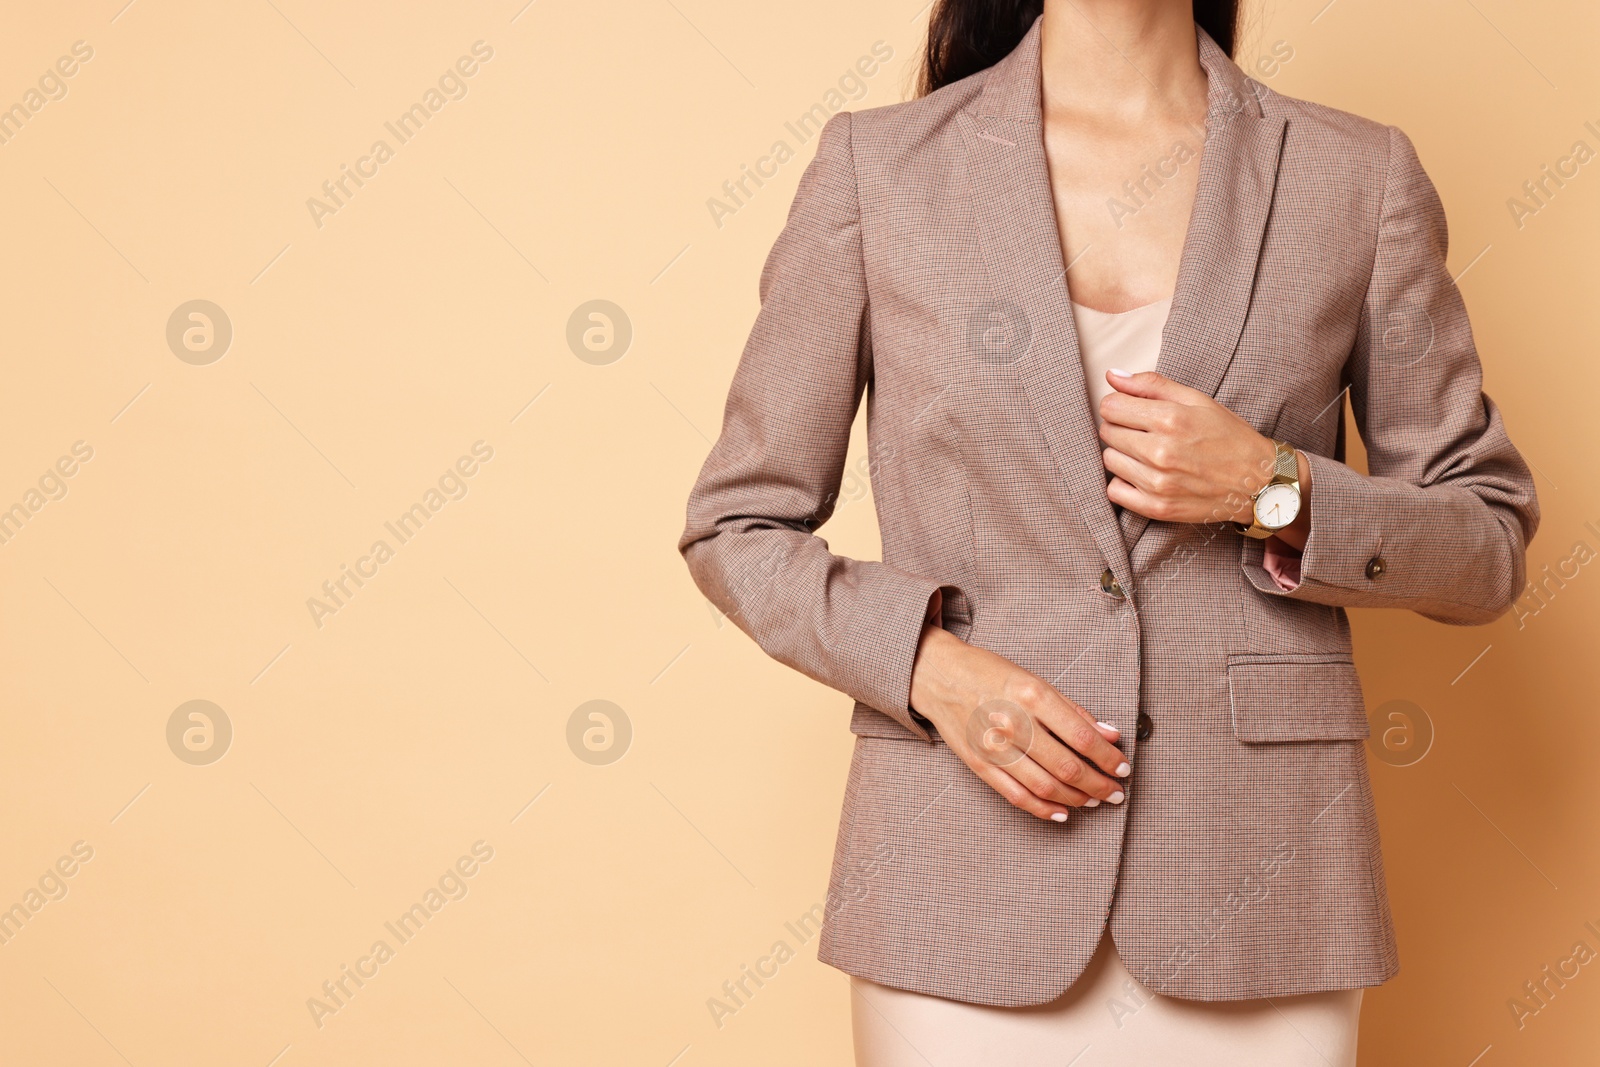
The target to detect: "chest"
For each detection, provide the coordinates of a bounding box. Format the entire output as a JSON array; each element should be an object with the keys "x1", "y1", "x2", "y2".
[{"x1": 1042, "y1": 118, "x2": 1205, "y2": 313}]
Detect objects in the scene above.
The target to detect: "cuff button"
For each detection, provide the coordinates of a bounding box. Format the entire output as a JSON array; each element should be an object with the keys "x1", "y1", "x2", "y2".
[{"x1": 1365, "y1": 556, "x2": 1387, "y2": 580}]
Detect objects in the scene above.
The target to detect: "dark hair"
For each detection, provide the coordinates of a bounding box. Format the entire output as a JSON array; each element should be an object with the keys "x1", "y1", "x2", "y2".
[{"x1": 917, "y1": 1, "x2": 1239, "y2": 97}]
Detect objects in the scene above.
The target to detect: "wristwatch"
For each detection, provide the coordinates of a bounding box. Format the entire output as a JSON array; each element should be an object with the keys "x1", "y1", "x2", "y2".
[{"x1": 1232, "y1": 438, "x2": 1302, "y2": 539}]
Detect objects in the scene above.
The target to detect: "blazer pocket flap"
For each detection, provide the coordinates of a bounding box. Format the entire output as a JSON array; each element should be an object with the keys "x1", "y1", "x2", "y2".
[{"x1": 1227, "y1": 655, "x2": 1369, "y2": 742}]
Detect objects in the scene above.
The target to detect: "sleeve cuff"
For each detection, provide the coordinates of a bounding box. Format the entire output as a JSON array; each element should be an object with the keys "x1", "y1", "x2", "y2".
[{"x1": 836, "y1": 569, "x2": 953, "y2": 743}]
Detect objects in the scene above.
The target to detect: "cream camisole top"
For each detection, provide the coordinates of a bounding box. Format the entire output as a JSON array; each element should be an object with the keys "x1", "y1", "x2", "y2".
[{"x1": 1072, "y1": 295, "x2": 1173, "y2": 426}]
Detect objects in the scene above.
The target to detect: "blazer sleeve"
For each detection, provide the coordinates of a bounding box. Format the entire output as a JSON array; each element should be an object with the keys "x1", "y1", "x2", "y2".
[
  {"x1": 1243, "y1": 124, "x2": 1540, "y2": 624},
  {"x1": 677, "y1": 110, "x2": 951, "y2": 740}
]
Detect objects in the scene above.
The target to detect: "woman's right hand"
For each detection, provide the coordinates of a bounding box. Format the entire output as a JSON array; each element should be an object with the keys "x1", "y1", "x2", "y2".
[{"x1": 908, "y1": 623, "x2": 1131, "y2": 822}]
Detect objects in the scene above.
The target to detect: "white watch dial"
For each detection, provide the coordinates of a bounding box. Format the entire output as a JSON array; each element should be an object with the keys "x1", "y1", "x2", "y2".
[{"x1": 1254, "y1": 482, "x2": 1301, "y2": 530}]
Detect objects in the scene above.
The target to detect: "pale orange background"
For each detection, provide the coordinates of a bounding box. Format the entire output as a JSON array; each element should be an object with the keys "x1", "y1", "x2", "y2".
[{"x1": 0, "y1": 1, "x2": 1595, "y2": 1064}]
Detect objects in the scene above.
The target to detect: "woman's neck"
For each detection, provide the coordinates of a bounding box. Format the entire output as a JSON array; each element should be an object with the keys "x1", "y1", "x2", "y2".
[{"x1": 1039, "y1": 0, "x2": 1209, "y2": 127}]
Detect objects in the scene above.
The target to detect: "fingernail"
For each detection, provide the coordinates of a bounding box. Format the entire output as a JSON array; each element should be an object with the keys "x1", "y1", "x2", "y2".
[
  {"x1": 1050, "y1": 812, "x2": 1069, "y2": 822},
  {"x1": 1085, "y1": 798, "x2": 1101, "y2": 808},
  {"x1": 1109, "y1": 367, "x2": 1133, "y2": 377},
  {"x1": 1108, "y1": 790, "x2": 1125, "y2": 804},
  {"x1": 1115, "y1": 762, "x2": 1131, "y2": 777},
  {"x1": 1096, "y1": 720, "x2": 1119, "y2": 734}
]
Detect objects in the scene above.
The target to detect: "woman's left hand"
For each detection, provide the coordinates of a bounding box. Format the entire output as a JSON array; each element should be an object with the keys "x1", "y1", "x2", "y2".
[{"x1": 1097, "y1": 368, "x2": 1275, "y2": 526}]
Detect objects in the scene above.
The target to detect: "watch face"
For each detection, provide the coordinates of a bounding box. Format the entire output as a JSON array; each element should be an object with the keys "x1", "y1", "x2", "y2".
[{"x1": 1255, "y1": 482, "x2": 1301, "y2": 530}]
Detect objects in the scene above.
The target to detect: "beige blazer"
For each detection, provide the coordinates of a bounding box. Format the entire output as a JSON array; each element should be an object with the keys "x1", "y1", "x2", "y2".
[{"x1": 678, "y1": 17, "x2": 1539, "y2": 1006}]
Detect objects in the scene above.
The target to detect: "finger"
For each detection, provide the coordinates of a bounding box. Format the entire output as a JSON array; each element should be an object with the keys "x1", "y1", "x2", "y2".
[
  {"x1": 1100, "y1": 445, "x2": 1164, "y2": 494},
  {"x1": 1031, "y1": 691, "x2": 1133, "y2": 781},
  {"x1": 977, "y1": 763, "x2": 1075, "y2": 822},
  {"x1": 1098, "y1": 392, "x2": 1177, "y2": 433},
  {"x1": 1021, "y1": 731, "x2": 1123, "y2": 804},
  {"x1": 1007, "y1": 749, "x2": 1100, "y2": 808},
  {"x1": 1105, "y1": 474, "x2": 1168, "y2": 520},
  {"x1": 1106, "y1": 368, "x2": 1207, "y2": 404},
  {"x1": 1097, "y1": 422, "x2": 1160, "y2": 469},
  {"x1": 1060, "y1": 697, "x2": 1120, "y2": 740}
]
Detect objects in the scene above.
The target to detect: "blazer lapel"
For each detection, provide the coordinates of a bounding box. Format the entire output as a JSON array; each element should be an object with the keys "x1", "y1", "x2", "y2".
[
  {"x1": 958, "y1": 16, "x2": 1288, "y2": 569},
  {"x1": 1118, "y1": 32, "x2": 1288, "y2": 552},
  {"x1": 958, "y1": 21, "x2": 1130, "y2": 582}
]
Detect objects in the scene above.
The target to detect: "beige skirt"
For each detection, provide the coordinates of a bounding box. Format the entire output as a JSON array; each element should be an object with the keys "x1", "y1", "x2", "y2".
[{"x1": 851, "y1": 929, "x2": 1363, "y2": 1066}]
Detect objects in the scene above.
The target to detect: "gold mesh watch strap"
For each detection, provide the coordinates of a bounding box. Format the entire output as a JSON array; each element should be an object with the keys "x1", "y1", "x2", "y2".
[
  {"x1": 1270, "y1": 438, "x2": 1298, "y2": 482},
  {"x1": 1232, "y1": 439, "x2": 1299, "y2": 537}
]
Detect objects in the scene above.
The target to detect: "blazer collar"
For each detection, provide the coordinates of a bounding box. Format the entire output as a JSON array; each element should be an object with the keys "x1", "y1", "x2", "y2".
[{"x1": 957, "y1": 15, "x2": 1287, "y2": 576}]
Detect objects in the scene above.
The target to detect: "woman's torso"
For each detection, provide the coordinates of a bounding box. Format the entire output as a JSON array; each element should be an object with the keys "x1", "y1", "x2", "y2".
[{"x1": 815, "y1": 18, "x2": 1397, "y2": 1007}]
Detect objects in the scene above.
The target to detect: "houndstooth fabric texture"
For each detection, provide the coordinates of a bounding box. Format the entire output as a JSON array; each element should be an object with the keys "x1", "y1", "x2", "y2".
[{"x1": 678, "y1": 17, "x2": 1539, "y2": 1006}]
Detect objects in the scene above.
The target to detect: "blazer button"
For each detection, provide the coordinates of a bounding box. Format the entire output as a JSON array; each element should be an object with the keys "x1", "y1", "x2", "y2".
[
  {"x1": 1365, "y1": 556, "x2": 1387, "y2": 580},
  {"x1": 1100, "y1": 568, "x2": 1125, "y2": 599},
  {"x1": 1136, "y1": 711, "x2": 1152, "y2": 741}
]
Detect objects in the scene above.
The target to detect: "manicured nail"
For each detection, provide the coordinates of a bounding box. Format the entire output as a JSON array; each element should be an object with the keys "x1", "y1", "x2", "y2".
[
  {"x1": 1115, "y1": 762, "x2": 1131, "y2": 777},
  {"x1": 1096, "y1": 720, "x2": 1119, "y2": 734},
  {"x1": 1050, "y1": 812, "x2": 1069, "y2": 822},
  {"x1": 1108, "y1": 790, "x2": 1125, "y2": 804},
  {"x1": 1084, "y1": 798, "x2": 1101, "y2": 808},
  {"x1": 1109, "y1": 367, "x2": 1133, "y2": 377}
]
